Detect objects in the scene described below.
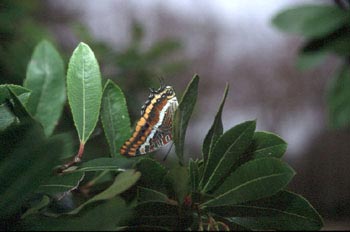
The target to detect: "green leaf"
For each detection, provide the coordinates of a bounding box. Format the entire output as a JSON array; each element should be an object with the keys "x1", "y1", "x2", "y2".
[
  {"x1": 0, "y1": 125, "x2": 62, "y2": 218},
  {"x1": 0, "y1": 84, "x2": 31, "y2": 106},
  {"x1": 67, "y1": 42, "x2": 102, "y2": 143},
  {"x1": 302, "y1": 27, "x2": 350, "y2": 56},
  {"x1": 202, "y1": 83, "x2": 229, "y2": 163},
  {"x1": 0, "y1": 105, "x2": 17, "y2": 131},
  {"x1": 272, "y1": 4, "x2": 350, "y2": 38},
  {"x1": 208, "y1": 191, "x2": 323, "y2": 230},
  {"x1": 296, "y1": 51, "x2": 327, "y2": 71},
  {"x1": 246, "y1": 131, "x2": 287, "y2": 159},
  {"x1": 138, "y1": 187, "x2": 170, "y2": 203},
  {"x1": 164, "y1": 165, "x2": 190, "y2": 204},
  {"x1": 22, "y1": 197, "x2": 132, "y2": 231},
  {"x1": 37, "y1": 172, "x2": 85, "y2": 196},
  {"x1": 21, "y1": 195, "x2": 50, "y2": 219},
  {"x1": 201, "y1": 158, "x2": 295, "y2": 207},
  {"x1": 135, "y1": 158, "x2": 167, "y2": 192},
  {"x1": 201, "y1": 120, "x2": 256, "y2": 193},
  {"x1": 328, "y1": 64, "x2": 350, "y2": 129},
  {"x1": 189, "y1": 159, "x2": 200, "y2": 192},
  {"x1": 172, "y1": 74, "x2": 199, "y2": 164},
  {"x1": 75, "y1": 157, "x2": 135, "y2": 172},
  {"x1": 67, "y1": 169, "x2": 140, "y2": 215},
  {"x1": 24, "y1": 40, "x2": 66, "y2": 136},
  {"x1": 101, "y1": 79, "x2": 131, "y2": 157}
]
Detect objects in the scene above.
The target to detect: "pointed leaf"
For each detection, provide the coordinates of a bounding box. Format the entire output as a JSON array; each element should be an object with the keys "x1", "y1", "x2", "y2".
[
  {"x1": 201, "y1": 121, "x2": 256, "y2": 192},
  {"x1": 21, "y1": 195, "x2": 50, "y2": 219},
  {"x1": 101, "y1": 80, "x2": 131, "y2": 157},
  {"x1": 208, "y1": 191, "x2": 323, "y2": 230},
  {"x1": 172, "y1": 74, "x2": 199, "y2": 164},
  {"x1": 328, "y1": 64, "x2": 350, "y2": 129},
  {"x1": 272, "y1": 5, "x2": 350, "y2": 38},
  {"x1": 67, "y1": 42, "x2": 102, "y2": 143},
  {"x1": 37, "y1": 172, "x2": 85, "y2": 195},
  {"x1": 75, "y1": 157, "x2": 135, "y2": 172},
  {"x1": 67, "y1": 169, "x2": 140, "y2": 214},
  {"x1": 0, "y1": 105, "x2": 17, "y2": 131},
  {"x1": 164, "y1": 165, "x2": 190, "y2": 204},
  {"x1": 24, "y1": 40, "x2": 66, "y2": 136},
  {"x1": 201, "y1": 158, "x2": 295, "y2": 207},
  {"x1": 246, "y1": 131, "x2": 287, "y2": 159},
  {"x1": 202, "y1": 83, "x2": 229, "y2": 163}
]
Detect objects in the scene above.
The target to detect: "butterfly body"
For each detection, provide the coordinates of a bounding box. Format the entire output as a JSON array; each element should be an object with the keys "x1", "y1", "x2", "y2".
[{"x1": 120, "y1": 85, "x2": 178, "y2": 157}]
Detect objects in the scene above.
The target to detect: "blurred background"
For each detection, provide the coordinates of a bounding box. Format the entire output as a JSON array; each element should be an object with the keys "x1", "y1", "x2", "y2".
[{"x1": 1, "y1": 0, "x2": 349, "y2": 229}]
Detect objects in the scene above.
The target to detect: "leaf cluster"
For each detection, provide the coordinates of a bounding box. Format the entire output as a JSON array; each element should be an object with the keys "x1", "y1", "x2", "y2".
[{"x1": 0, "y1": 41, "x2": 323, "y2": 231}]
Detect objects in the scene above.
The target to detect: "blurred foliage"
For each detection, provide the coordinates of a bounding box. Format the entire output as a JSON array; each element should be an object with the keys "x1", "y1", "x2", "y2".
[
  {"x1": 0, "y1": 41, "x2": 323, "y2": 230},
  {"x1": 272, "y1": 1, "x2": 350, "y2": 129}
]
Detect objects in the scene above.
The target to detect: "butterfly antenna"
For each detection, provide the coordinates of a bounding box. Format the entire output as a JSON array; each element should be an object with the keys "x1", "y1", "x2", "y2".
[
  {"x1": 163, "y1": 142, "x2": 174, "y2": 161},
  {"x1": 158, "y1": 76, "x2": 165, "y2": 90}
]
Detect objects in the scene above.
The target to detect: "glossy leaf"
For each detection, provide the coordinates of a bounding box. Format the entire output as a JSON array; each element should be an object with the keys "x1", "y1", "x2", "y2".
[
  {"x1": 22, "y1": 197, "x2": 131, "y2": 231},
  {"x1": 67, "y1": 42, "x2": 102, "y2": 143},
  {"x1": 202, "y1": 83, "x2": 229, "y2": 163},
  {"x1": 24, "y1": 40, "x2": 66, "y2": 136},
  {"x1": 246, "y1": 131, "x2": 287, "y2": 159},
  {"x1": 75, "y1": 157, "x2": 135, "y2": 172},
  {"x1": 272, "y1": 5, "x2": 350, "y2": 38},
  {"x1": 201, "y1": 121, "x2": 256, "y2": 193},
  {"x1": 138, "y1": 187, "x2": 169, "y2": 203},
  {"x1": 328, "y1": 64, "x2": 350, "y2": 128},
  {"x1": 0, "y1": 125, "x2": 62, "y2": 218},
  {"x1": 67, "y1": 169, "x2": 140, "y2": 214},
  {"x1": 37, "y1": 172, "x2": 85, "y2": 196},
  {"x1": 208, "y1": 191, "x2": 323, "y2": 230},
  {"x1": 172, "y1": 74, "x2": 199, "y2": 164},
  {"x1": 101, "y1": 79, "x2": 131, "y2": 157},
  {"x1": 201, "y1": 158, "x2": 295, "y2": 207}
]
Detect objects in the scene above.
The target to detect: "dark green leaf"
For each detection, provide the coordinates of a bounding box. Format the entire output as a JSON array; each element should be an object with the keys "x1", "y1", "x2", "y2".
[
  {"x1": 328, "y1": 64, "x2": 350, "y2": 128},
  {"x1": 75, "y1": 157, "x2": 135, "y2": 172},
  {"x1": 246, "y1": 131, "x2": 287, "y2": 159},
  {"x1": 0, "y1": 84, "x2": 31, "y2": 105},
  {"x1": 67, "y1": 169, "x2": 140, "y2": 214},
  {"x1": 101, "y1": 79, "x2": 131, "y2": 157},
  {"x1": 24, "y1": 40, "x2": 66, "y2": 136},
  {"x1": 296, "y1": 51, "x2": 327, "y2": 71},
  {"x1": 302, "y1": 26, "x2": 350, "y2": 56},
  {"x1": 135, "y1": 158, "x2": 167, "y2": 192},
  {"x1": 138, "y1": 187, "x2": 170, "y2": 203},
  {"x1": 189, "y1": 159, "x2": 200, "y2": 192},
  {"x1": 208, "y1": 191, "x2": 323, "y2": 230},
  {"x1": 272, "y1": 5, "x2": 350, "y2": 38},
  {"x1": 0, "y1": 105, "x2": 17, "y2": 131},
  {"x1": 201, "y1": 121, "x2": 256, "y2": 193},
  {"x1": 165, "y1": 165, "x2": 190, "y2": 204},
  {"x1": 22, "y1": 197, "x2": 131, "y2": 231},
  {"x1": 0, "y1": 125, "x2": 62, "y2": 218},
  {"x1": 21, "y1": 195, "x2": 50, "y2": 219},
  {"x1": 67, "y1": 42, "x2": 102, "y2": 143},
  {"x1": 201, "y1": 158, "x2": 295, "y2": 207},
  {"x1": 37, "y1": 172, "x2": 85, "y2": 196},
  {"x1": 202, "y1": 83, "x2": 229, "y2": 163},
  {"x1": 173, "y1": 74, "x2": 199, "y2": 164}
]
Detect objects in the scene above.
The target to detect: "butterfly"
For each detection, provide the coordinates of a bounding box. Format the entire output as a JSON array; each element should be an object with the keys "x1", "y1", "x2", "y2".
[{"x1": 120, "y1": 84, "x2": 178, "y2": 157}]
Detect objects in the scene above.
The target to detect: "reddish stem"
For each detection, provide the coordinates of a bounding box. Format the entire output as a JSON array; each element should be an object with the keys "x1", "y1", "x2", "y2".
[{"x1": 58, "y1": 142, "x2": 85, "y2": 173}]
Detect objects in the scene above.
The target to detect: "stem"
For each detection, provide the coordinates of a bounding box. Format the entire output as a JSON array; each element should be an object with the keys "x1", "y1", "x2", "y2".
[
  {"x1": 58, "y1": 142, "x2": 85, "y2": 173},
  {"x1": 195, "y1": 204, "x2": 203, "y2": 231}
]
